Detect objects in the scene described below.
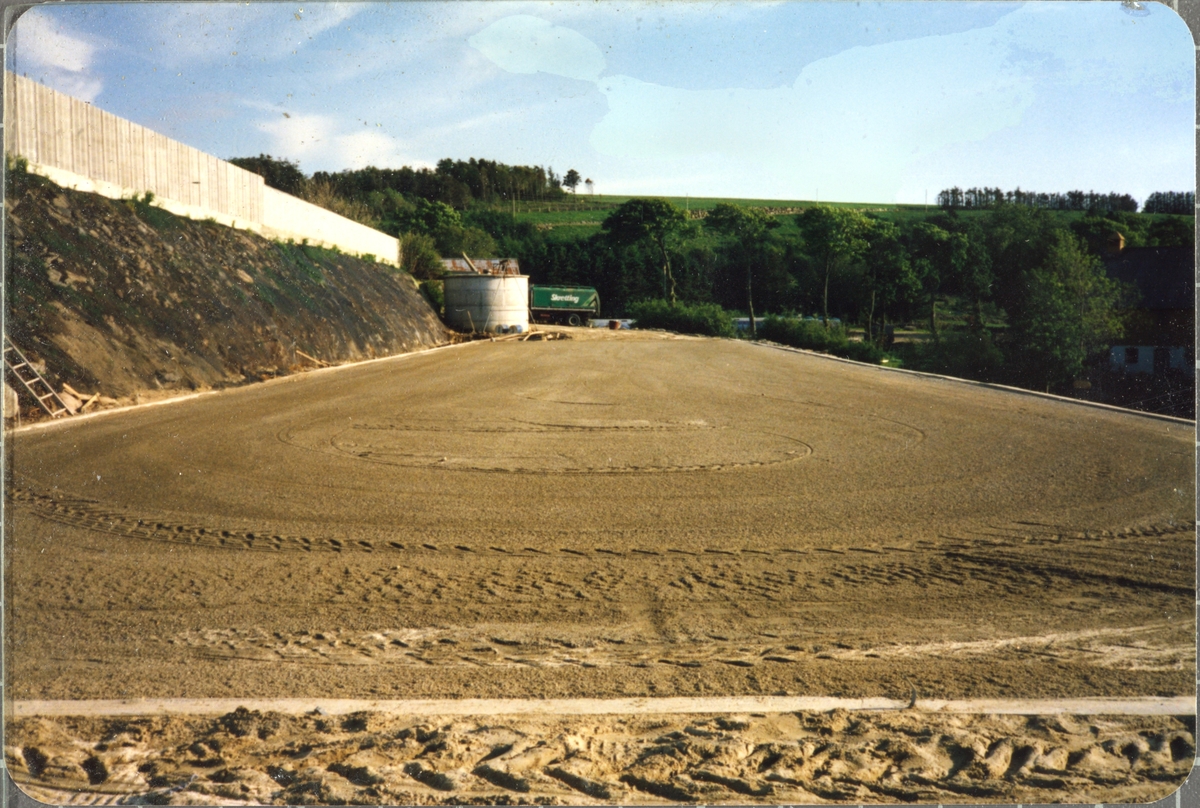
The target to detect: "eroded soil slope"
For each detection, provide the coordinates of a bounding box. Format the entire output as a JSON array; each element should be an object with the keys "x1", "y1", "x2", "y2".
[{"x1": 5, "y1": 170, "x2": 447, "y2": 407}]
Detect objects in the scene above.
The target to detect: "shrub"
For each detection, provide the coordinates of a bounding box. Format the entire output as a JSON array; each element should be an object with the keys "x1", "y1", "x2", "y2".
[
  {"x1": 757, "y1": 316, "x2": 844, "y2": 352},
  {"x1": 902, "y1": 330, "x2": 1005, "y2": 382},
  {"x1": 399, "y1": 233, "x2": 443, "y2": 279},
  {"x1": 301, "y1": 179, "x2": 379, "y2": 228},
  {"x1": 6, "y1": 153, "x2": 26, "y2": 191},
  {"x1": 626, "y1": 299, "x2": 735, "y2": 338},
  {"x1": 419, "y1": 280, "x2": 444, "y2": 317},
  {"x1": 757, "y1": 315, "x2": 889, "y2": 364},
  {"x1": 126, "y1": 191, "x2": 178, "y2": 230},
  {"x1": 434, "y1": 224, "x2": 497, "y2": 260},
  {"x1": 840, "y1": 339, "x2": 887, "y2": 364}
]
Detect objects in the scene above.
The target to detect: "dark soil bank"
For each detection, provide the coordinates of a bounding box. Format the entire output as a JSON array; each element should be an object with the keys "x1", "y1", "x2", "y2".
[{"x1": 5, "y1": 169, "x2": 448, "y2": 403}]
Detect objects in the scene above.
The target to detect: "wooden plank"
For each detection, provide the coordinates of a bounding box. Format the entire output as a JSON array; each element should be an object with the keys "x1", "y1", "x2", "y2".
[{"x1": 296, "y1": 350, "x2": 329, "y2": 367}]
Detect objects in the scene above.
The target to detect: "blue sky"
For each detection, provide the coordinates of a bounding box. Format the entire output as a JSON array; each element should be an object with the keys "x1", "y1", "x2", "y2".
[{"x1": 8, "y1": 1, "x2": 1195, "y2": 204}]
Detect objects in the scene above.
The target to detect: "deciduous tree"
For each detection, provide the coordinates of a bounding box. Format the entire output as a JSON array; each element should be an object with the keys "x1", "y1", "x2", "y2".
[
  {"x1": 862, "y1": 220, "x2": 918, "y2": 340},
  {"x1": 398, "y1": 198, "x2": 462, "y2": 235},
  {"x1": 602, "y1": 199, "x2": 692, "y2": 305},
  {"x1": 796, "y1": 206, "x2": 873, "y2": 326},
  {"x1": 1007, "y1": 231, "x2": 1125, "y2": 389},
  {"x1": 909, "y1": 222, "x2": 967, "y2": 341},
  {"x1": 705, "y1": 204, "x2": 777, "y2": 336}
]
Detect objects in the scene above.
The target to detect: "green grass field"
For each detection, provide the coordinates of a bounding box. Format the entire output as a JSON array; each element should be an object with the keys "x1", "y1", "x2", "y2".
[
  {"x1": 492, "y1": 195, "x2": 936, "y2": 240},
  {"x1": 504, "y1": 194, "x2": 922, "y2": 216},
  {"x1": 483, "y1": 195, "x2": 1189, "y2": 242}
]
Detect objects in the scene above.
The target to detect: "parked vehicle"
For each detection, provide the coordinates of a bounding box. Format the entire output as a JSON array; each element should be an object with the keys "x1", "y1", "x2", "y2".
[{"x1": 529, "y1": 285, "x2": 600, "y2": 326}]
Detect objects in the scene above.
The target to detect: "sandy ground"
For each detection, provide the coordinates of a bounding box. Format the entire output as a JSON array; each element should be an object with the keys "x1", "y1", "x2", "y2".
[
  {"x1": 6, "y1": 328, "x2": 1195, "y2": 803},
  {"x1": 6, "y1": 708, "x2": 1195, "y2": 805}
]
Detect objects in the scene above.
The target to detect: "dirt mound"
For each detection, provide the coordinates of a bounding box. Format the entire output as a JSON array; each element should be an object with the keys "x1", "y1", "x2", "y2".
[
  {"x1": 7, "y1": 709, "x2": 1193, "y2": 804},
  {"x1": 5, "y1": 169, "x2": 448, "y2": 410}
]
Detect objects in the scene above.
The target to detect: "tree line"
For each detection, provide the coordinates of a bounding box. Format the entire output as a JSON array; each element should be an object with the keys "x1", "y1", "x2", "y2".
[
  {"x1": 1142, "y1": 191, "x2": 1195, "y2": 215},
  {"x1": 232, "y1": 154, "x2": 568, "y2": 207},
  {"x1": 511, "y1": 198, "x2": 1191, "y2": 393},
  {"x1": 314, "y1": 158, "x2": 567, "y2": 208},
  {"x1": 229, "y1": 154, "x2": 572, "y2": 267},
  {"x1": 228, "y1": 153, "x2": 1193, "y2": 395},
  {"x1": 936, "y1": 186, "x2": 1138, "y2": 213},
  {"x1": 229, "y1": 154, "x2": 567, "y2": 234},
  {"x1": 937, "y1": 185, "x2": 1196, "y2": 215}
]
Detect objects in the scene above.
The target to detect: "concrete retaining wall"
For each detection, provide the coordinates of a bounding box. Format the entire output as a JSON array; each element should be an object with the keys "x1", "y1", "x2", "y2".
[
  {"x1": 262, "y1": 187, "x2": 399, "y2": 262},
  {"x1": 6, "y1": 73, "x2": 264, "y2": 223},
  {"x1": 5, "y1": 72, "x2": 399, "y2": 266}
]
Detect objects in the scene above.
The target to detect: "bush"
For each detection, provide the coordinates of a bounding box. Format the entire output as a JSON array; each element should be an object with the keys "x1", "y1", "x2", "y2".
[
  {"x1": 900, "y1": 330, "x2": 1005, "y2": 382},
  {"x1": 756, "y1": 315, "x2": 889, "y2": 364},
  {"x1": 434, "y1": 224, "x2": 497, "y2": 260},
  {"x1": 301, "y1": 179, "x2": 380, "y2": 228},
  {"x1": 419, "y1": 280, "x2": 444, "y2": 317},
  {"x1": 126, "y1": 191, "x2": 178, "y2": 230},
  {"x1": 757, "y1": 316, "x2": 843, "y2": 352},
  {"x1": 626, "y1": 299, "x2": 735, "y2": 338},
  {"x1": 840, "y1": 339, "x2": 887, "y2": 364},
  {"x1": 399, "y1": 233, "x2": 443, "y2": 280}
]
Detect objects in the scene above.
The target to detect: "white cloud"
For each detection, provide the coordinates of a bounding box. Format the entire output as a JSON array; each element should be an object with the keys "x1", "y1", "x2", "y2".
[
  {"x1": 337, "y1": 129, "x2": 420, "y2": 170},
  {"x1": 258, "y1": 112, "x2": 335, "y2": 159},
  {"x1": 145, "y1": 3, "x2": 366, "y2": 66},
  {"x1": 256, "y1": 112, "x2": 429, "y2": 172},
  {"x1": 469, "y1": 15, "x2": 605, "y2": 81},
  {"x1": 48, "y1": 73, "x2": 105, "y2": 104},
  {"x1": 12, "y1": 10, "x2": 96, "y2": 72},
  {"x1": 10, "y1": 9, "x2": 104, "y2": 102}
]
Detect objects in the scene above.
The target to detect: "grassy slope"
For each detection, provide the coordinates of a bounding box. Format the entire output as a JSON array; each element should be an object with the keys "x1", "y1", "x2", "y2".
[
  {"x1": 498, "y1": 195, "x2": 1188, "y2": 241},
  {"x1": 504, "y1": 196, "x2": 918, "y2": 241}
]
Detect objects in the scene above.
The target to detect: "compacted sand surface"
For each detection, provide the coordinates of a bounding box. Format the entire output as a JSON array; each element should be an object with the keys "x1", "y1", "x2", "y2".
[{"x1": 6, "y1": 329, "x2": 1195, "y2": 803}]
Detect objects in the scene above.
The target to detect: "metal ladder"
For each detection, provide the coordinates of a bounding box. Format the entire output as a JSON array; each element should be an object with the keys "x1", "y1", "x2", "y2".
[{"x1": 3, "y1": 335, "x2": 69, "y2": 418}]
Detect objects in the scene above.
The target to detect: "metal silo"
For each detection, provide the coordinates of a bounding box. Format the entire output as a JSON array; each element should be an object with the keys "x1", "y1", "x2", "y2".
[{"x1": 442, "y1": 272, "x2": 530, "y2": 334}]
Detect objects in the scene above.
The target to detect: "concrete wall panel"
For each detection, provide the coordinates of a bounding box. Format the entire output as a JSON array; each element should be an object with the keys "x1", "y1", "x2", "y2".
[
  {"x1": 5, "y1": 72, "x2": 392, "y2": 264},
  {"x1": 7, "y1": 72, "x2": 265, "y2": 222},
  {"x1": 262, "y1": 187, "x2": 399, "y2": 265}
]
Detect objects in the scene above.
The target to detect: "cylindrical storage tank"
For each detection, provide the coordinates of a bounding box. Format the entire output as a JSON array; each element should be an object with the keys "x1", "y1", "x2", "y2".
[{"x1": 442, "y1": 274, "x2": 530, "y2": 334}]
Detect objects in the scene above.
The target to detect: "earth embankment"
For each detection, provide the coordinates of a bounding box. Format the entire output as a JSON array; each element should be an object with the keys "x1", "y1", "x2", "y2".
[{"x1": 4, "y1": 169, "x2": 447, "y2": 407}]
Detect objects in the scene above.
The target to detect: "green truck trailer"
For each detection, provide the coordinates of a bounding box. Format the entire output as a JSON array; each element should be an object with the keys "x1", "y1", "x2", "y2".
[{"x1": 529, "y1": 285, "x2": 600, "y2": 326}]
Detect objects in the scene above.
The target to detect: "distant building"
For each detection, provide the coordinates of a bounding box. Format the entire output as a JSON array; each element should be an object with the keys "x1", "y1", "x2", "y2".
[
  {"x1": 1102, "y1": 245, "x2": 1194, "y2": 377},
  {"x1": 1097, "y1": 244, "x2": 1194, "y2": 417}
]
